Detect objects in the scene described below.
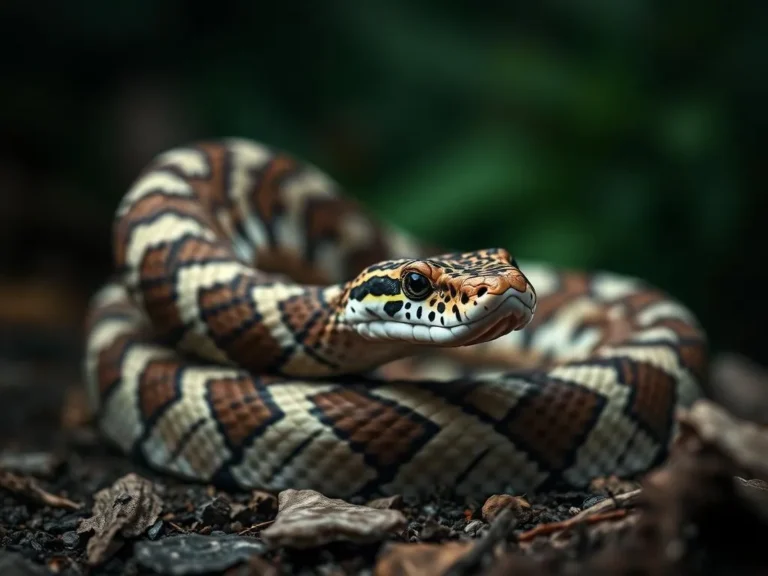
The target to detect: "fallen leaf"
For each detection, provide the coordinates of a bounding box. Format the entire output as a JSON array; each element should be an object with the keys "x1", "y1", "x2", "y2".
[
  {"x1": 260, "y1": 489, "x2": 407, "y2": 549},
  {"x1": 77, "y1": 473, "x2": 163, "y2": 565},
  {"x1": 366, "y1": 495, "x2": 404, "y2": 510},
  {"x1": 0, "y1": 469, "x2": 80, "y2": 510},
  {"x1": 374, "y1": 542, "x2": 471, "y2": 576},
  {"x1": 135, "y1": 534, "x2": 264, "y2": 575}
]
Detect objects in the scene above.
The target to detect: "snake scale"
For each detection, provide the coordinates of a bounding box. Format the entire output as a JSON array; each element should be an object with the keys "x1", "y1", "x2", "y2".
[{"x1": 84, "y1": 138, "x2": 707, "y2": 500}]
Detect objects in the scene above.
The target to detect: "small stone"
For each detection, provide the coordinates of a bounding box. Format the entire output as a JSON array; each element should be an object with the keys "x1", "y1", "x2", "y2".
[
  {"x1": 419, "y1": 519, "x2": 451, "y2": 542},
  {"x1": 62, "y1": 531, "x2": 80, "y2": 550},
  {"x1": 147, "y1": 520, "x2": 164, "y2": 540},
  {"x1": 38, "y1": 532, "x2": 60, "y2": 551},
  {"x1": 135, "y1": 534, "x2": 264, "y2": 575},
  {"x1": 200, "y1": 496, "x2": 232, "y2": 527},
  {"x1": 568, "y1": 507, "x2": 581, "y2": 516},
  {"x1": 463, "y1": 520, "x2": 484, "y2": 536},
  {"x1": 44, "y1": 513, "x2": 85, "y2": 534}
]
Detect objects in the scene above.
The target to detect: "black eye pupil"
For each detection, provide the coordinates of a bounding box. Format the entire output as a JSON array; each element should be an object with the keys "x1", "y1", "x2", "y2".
[{"x1": 404, "y1": 272, "x2": 431, "y2": 299}]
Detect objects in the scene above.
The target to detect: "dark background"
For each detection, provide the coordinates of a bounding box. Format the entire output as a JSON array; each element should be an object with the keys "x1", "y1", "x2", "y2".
[{"x1": 1, "y1": 1, "x2": 766, "y2": 376}]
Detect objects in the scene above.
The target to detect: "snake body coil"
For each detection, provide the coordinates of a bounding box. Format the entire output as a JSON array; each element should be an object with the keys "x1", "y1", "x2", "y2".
[{"x1": 85, "y1": 139, "x2": 707, "y2": 499}]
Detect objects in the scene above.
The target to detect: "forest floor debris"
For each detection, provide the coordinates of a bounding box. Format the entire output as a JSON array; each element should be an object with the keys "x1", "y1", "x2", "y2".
[{"x1": 0, "y1": 352, "x2": 767, "y2": 574}]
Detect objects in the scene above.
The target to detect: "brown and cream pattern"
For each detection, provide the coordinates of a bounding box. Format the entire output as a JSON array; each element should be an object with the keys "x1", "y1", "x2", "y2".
[{"x1": 84, "y1": 138, "x2": 707, "y2": 499}]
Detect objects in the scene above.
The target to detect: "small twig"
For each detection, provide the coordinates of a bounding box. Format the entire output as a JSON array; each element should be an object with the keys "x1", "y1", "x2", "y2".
[
  {"x1": 167, "y1": 521, "x2": 187, "y2": 533},
  {"x1": 237, "y1": 519, "x2": 274, "y2": 535},
  {"x1": 517, "y1": 509, "x2": 629, "y2": 542},
  {"x1": 570, "y1": 488, "x2": 642, "y2": 521}
]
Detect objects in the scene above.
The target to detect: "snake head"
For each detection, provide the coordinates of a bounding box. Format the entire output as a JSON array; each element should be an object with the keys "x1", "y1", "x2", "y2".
[{"x1": 342, "y1": 248, "x2": 536, "y2": 346}]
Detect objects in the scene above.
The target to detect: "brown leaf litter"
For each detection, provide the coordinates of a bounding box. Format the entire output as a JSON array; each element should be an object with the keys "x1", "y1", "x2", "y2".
[
  {"x1": 376, "y1": 353, "x2": 768, "y2": 575},
  {"x1": 260, "y1": 489, "x2": 407, "y2": 549},
  {"x1": 77, "y1": 472, "x2": 163, "y2": 565}
]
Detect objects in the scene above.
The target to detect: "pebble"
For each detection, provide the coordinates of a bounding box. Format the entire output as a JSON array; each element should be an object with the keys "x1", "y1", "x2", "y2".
[
  {"x1": 200, "y1": 496, "x2": 232, "y2": 527},
  {"x1": 135, "y1": 534, "x2": 265, "y2": 575},
  {"x1": 148, "y1": 519, "x2": 164, "y2": 540},
  {"x1": 419, "y1": 519, "x2": 451, "y2": 542},
  {"x1": 61, "y1": 531, "x2": 80, "y2": 550},
  {"x1": 464, "y1": 520, "x2": 485, "y2": 536},
  {"x1": 43, "y1": 513, "x2": 84, "y2": 534}
]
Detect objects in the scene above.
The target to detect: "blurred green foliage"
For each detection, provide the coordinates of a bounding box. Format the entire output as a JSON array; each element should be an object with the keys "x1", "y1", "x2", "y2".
[{"x1": 2, "y1": 0, "x2": 766, "y2": 358}]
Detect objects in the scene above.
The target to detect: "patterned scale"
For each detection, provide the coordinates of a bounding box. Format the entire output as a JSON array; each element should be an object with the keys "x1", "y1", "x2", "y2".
[{"x1": 84, "y1": 138, "x2": 707, "y2": 500}]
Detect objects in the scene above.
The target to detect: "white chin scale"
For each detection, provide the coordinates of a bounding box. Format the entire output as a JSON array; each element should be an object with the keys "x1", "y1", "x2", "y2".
[
  {"x1": 357, "y1": 321, "x2": 471, "y2": 344},
  {"x1": 355, "y1": 292, "x2": 532, "y2": 345}
]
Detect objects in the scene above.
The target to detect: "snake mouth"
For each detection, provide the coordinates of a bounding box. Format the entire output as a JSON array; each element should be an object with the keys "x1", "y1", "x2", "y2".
[{"x1": 355, "y1": 290, "x2": 534, "y2": 346}]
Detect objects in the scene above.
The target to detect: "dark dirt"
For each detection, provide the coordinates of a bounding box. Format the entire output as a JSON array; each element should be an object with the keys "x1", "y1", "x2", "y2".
[
  {"x1": 1, "y1": 327, "x2": 767, "y2": 575},
  {"x1": 0, "y1": 420, "x2": 599, "y2": 575}
]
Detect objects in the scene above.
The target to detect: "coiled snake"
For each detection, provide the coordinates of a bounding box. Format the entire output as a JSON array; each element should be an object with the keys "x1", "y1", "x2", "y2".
[{"x1": 84, "y1": 138, "x2": 707, "y2": 499}]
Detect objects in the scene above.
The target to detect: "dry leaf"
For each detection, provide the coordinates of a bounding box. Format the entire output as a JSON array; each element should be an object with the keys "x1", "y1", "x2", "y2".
[
  {"x1": 260, "y1": 489, "x2": 407, "y2": 549},
  {"x1": 366, "y1": 495, "x2": 404, "y2": 510},
  {"x1": 0, "y1": 469, "x2": 80, "y2": 510},
  {"x1": 374, "y1": 542, "x2": 471, "y2": 576},
  {"x1": 77, "y1": 473, "x2": 163, "y2": 565}
]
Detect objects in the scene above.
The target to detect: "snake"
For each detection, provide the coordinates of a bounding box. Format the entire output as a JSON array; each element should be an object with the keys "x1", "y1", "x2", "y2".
[{"x1": 84, "y1": 138, "x2": 707, "y2": 500}]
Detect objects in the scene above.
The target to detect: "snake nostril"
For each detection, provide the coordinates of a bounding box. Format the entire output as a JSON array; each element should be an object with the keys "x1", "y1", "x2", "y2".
[{"x1": 477, "y1": 287, "x2": 488, "y2": 298}]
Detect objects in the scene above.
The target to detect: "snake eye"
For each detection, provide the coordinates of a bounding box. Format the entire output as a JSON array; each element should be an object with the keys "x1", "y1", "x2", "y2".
[{"x1": 402, "y1": 272, "x2": 432, "y2": 300}]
